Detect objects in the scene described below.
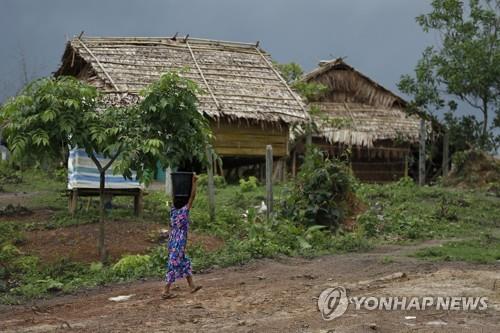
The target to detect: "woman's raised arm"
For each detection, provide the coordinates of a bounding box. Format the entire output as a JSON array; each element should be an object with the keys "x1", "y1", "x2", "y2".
[{"x1": 187, "y1": 173, "x2": 197, "y2": 210}]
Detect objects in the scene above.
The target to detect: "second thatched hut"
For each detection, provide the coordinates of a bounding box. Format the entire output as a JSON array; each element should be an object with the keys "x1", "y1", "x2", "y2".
[{"x1": 300, "y1": 58, "x2": 422, "y2": 182}]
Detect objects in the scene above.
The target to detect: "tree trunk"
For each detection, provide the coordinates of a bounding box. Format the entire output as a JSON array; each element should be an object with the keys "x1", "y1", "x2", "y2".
[
  {"x1": 481, "y1": 99, "x2": 488, "y2": 140},
  {"x1": 89, "y1": 149, "x2": 121, "y2": 264},
  {"x1": 98, "y1": 171, "x2": 107, "y2": 263}
]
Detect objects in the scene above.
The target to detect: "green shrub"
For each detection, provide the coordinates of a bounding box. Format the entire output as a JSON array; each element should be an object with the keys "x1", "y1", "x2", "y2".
[
  {"x1": 239, "y1": 176, "x2": 258, "y2": 192},
  {"x1": 112, "y1": 254, "x2": 153, "y2": 279},
  {"x1": 11, "y1": 278, "x2": 64, "y2": 297},
  {"x1": 0, "y1": 223, "x2": 31, "y2": 282},
  {"x1": 53, "y1": 167, "x2": 67, "y2": 182},
  {"x1": 0, "y1": 222, "x2": 22, "y2": 245},
  {"x1": 89, "y1": 262, "x2": 103, "y2": 272},
  {"x1": 197, "y1": 174, "x2": 226, "y2": 188},
  {"x1": 0, "y1": 161, "x2": 22, "y2": 185},
  {"x1": 281, "y1": 147, "x2": 354, "y2": 230}
]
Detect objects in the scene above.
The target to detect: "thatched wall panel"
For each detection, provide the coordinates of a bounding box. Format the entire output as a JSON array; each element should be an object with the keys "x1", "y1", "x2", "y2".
[{"x1": 312, "y1": 102, "x2": 420, "y2": 148}]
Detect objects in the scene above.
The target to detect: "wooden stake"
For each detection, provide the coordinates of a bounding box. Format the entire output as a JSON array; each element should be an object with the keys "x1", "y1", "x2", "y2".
[
  {"x1": 419, "y1": 119, "x2": 426, "y2": 186},
  {"x1": 266, "y1": 145, "x2": 273, "y2": 221},
  {"x1": 206, "y1": 147, "x2": 216, "y2": 223},
  {"x1": 442, "y1": 130, "x2": 449, "y2": 177}
]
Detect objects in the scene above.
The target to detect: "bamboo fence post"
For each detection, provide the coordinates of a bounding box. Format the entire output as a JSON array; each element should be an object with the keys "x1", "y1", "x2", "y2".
[
  {"x1": 442, "y1": 130, "x2": 449, "y2": 177},
  {"x1": 266, "y1": 145, "x2": 273, "y2": 221},
  {"x1": 206, "y1": 148, "x2": 216, "y2": 223},
  {"x1": 419, "y1": 119, "x2": 426, "y2": 186}
]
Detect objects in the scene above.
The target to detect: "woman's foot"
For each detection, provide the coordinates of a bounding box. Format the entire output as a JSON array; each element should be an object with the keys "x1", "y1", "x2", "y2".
[
  {"x1": 190, "y1": 285, "x2": 202, "y2": 294},
  {"x1": 161, "y1": 292, "x2": 177, "y2": 300}
]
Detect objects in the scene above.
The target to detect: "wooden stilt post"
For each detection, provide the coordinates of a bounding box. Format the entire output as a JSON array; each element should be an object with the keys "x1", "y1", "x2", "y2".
[
  {"x1": 292, "y1": 150, "x2": 297, "y2": 178},
  {"x1": 404, "y1": 153, "x2": 409, "y2": 178},
  {"x1": 306, "y1": 133, "x2": 312, "y2": 146},
  {"x1": 272, "y1": 158, "x2": 281, "y2": 182},
  {"x1": 134, "y1": 191, "x2": 144, "y2": 217},
  {"x1": 266, "y1": 145, "x2": 273, "y2": 221},
  {"x1": 206, "y1": 147, "x2": 216, "y2": 223},
  {"x1": 260, "y1": 162, "x2": 265, "y2": 182},
  {"x1": 69, "y1": 189, "x2": 78, "y2": 216},
  {"x1": 419, "y1": 119, "x2": 426, "y2": 186},
  {"x1": 282, "y1": 157, "x2": 287, "y2": 182},
  {"x1": 442, "y1": 130, "x2": 449, "y2": 177}
]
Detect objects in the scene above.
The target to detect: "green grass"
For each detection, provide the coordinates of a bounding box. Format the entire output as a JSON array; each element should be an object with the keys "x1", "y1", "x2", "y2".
[
  {"x1": 413, "y1": 235, "x2": 500, "y2": 264},
  {"x1": 356, "y1": 178, "x2": 500, "y2": 242}
]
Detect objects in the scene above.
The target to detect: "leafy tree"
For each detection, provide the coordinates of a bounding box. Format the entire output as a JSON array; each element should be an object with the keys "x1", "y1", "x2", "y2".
[
  {"x1": 1, "y1": 72, "x2": 211, "y2": 262},
  {"x1": 399, "y1": 0, "x2": 500, "y2": 149},
  {"x1": 276, "y1": 62, "x2": 329, "y2": 145},
  {"x1": 275, "y1": 62, "x2": 303, "y2": 84}
]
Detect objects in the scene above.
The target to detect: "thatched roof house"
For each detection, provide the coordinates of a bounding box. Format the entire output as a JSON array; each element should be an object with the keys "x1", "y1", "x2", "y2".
[
  {"x1": 302, "y1": 58, "x2": 422, "y2": 181},
  {"x1": 55, "y1": 36, "x2": 307, "y2": 162}
]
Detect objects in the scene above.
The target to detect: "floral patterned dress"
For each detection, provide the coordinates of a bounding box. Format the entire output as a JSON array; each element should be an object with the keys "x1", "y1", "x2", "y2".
[{"x1": 165, "y1": 205, "x2": 192, "y2": 284}]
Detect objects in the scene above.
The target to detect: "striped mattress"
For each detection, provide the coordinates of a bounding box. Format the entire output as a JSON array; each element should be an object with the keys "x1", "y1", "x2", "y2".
[{"x1": 68, "y1": 149, "x2": 143, "y2": 189}]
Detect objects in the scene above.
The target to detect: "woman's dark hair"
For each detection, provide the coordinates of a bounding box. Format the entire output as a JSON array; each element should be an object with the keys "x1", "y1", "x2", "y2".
[{"x1": 173, "y1": 196, "x2": 189, "y2": 209}]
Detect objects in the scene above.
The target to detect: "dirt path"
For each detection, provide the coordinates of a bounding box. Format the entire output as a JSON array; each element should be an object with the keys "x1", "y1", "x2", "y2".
[{"x1": 1, "y1": 242, "x2": 499, "y2": 333}]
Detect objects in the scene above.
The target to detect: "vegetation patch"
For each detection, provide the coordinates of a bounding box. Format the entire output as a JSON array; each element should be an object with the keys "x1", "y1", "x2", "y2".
[
  {"x1": 1, "y1": 163, "x2": 499, "y2": 303},
  {"x1": 413, "y1": 235, "x2": 500, "y2": 264},
  {"x1": 281, "y1": 147, "x2": 354, "y2": 230},
  {"x1": 356, "y1": 177, "x2": 500, "y2": 242},
  {"x1": 444, "y1": 149, "x2": 500, "y2": 189}
]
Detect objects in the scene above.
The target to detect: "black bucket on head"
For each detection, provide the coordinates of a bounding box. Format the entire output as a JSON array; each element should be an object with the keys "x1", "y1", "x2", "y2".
[{"x1": 171, "y1": 172, "x2": 193, "y2": 209}]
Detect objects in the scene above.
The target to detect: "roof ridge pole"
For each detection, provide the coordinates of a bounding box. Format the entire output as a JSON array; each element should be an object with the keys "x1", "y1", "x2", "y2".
[
  {"x1": 186, "y1": 41, "x2": 221, "y2": 110},
  {"x1": 77, "y1": 38, "x2": 120, "y2": 92},
  {"x1": 254, "y1": 47, "x2": 308, "y2": 117}
]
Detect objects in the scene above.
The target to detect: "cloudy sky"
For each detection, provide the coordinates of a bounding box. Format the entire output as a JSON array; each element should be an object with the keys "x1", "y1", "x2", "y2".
[{"x1": 0, "y1": 0, "x2": 436, "y2": 104}]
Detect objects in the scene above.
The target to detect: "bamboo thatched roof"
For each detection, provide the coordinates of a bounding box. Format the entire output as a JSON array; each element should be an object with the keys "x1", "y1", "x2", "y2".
[
  {"x1": 303, "y1": 58, "x2": 421, "y2": 147},
  {"x1": 55, "y1": 36, "x2": 307, "y2": 125}
]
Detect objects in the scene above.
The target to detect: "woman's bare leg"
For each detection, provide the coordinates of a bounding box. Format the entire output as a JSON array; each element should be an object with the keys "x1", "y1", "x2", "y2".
[
  {"x1": 162, "y1": 283, "x2": 175, "y2": 299},
  {"x1": 186, "y1": 276, "x2": 202, "y2": 293}
]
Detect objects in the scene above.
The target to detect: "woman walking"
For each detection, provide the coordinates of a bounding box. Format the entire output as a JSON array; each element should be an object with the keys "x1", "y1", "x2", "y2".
[{"x1": 162, "y1": 174, "x2": 202, "y2": 299}]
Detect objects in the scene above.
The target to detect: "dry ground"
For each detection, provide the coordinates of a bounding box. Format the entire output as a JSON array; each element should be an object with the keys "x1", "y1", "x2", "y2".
[
  {"x1": 19, "y1": 220, "x2": 223, "y2": 264},
  {"x1": 1, "y1": 241, "x2": 499, "y2": 333}
]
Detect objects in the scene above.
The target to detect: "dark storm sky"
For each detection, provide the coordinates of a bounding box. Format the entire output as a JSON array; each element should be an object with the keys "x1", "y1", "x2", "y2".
[{"x1": 0, "y1": 0, "x2": 436, "y2": 104}]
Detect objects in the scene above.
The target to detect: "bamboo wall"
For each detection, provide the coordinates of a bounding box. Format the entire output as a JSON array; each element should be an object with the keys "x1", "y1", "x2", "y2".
[
  {"x1": 313, "y1": 139, "x2": 410, "y2": 182},
  {"x1": 211, "y1": 120, "x2": 288, "y2": 157}
]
